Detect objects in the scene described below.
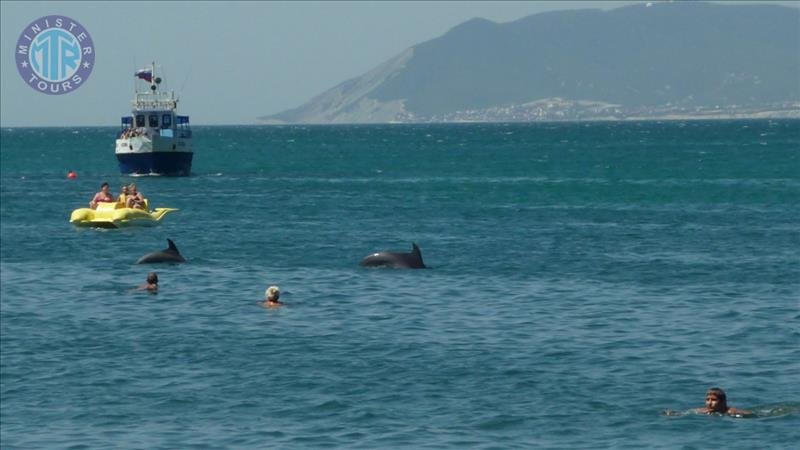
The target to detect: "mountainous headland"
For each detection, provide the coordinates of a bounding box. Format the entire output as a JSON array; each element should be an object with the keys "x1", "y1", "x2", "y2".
[{"x1": 259, "y1": 2, "x2": 800, "y2": 124}]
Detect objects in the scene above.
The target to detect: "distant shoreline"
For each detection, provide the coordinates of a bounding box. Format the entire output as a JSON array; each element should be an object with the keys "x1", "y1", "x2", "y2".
[
  {"x1": 259, "y1": 112, "x2": 800, "y2": 125},
  {"x1": 259, "y1": 102, "x2": 800, "y2": 125},
  {"x1": 3, "y1": 114, "x2": 798, "y2": 129}
]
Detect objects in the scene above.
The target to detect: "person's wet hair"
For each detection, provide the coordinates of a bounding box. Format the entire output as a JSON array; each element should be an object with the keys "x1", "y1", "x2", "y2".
[
  {"x1": 265, "y1": 286, "x2": 280, "y2": 301},
  {"x1": 707, "y1": 387, "x2": 728, "y2": 406}
]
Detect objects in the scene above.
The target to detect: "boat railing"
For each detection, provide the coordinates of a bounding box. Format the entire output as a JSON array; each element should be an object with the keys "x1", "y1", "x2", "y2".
[
  {"x1": 134, "y1": 100, "x2": 178, "y2": 111},
  {"x1": 119, "y1": 127, "x2": 190, "y2": 140}
]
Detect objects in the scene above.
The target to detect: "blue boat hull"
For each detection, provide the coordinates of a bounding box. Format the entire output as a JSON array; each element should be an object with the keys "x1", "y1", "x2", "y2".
[{"x1": 117, "y1": 152, "x2": 193, "y2": 176}]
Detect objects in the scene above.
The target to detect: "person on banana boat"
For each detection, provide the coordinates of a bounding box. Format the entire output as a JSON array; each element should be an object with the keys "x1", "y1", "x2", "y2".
[
  {"x1": 117, "y1": 185, "x2": 129, "y2": 206},
  {"x1": 89, "y1": 182, "x2": 115, "y2": 209},
  {"x1": 126, "y1": 183, "x2": 146, "y2": 209}
]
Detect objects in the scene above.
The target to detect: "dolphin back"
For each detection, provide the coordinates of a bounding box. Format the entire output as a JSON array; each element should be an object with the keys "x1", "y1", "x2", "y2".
[
  {"x1": 360, "y1": 243, "x2": 425, "y2": 269},
  {"x1": 359, "y1": 253, "x2": 398, "y2": 268},
  {"x1": 136, "y1": 239, "x2": 186, "y2": 264}
]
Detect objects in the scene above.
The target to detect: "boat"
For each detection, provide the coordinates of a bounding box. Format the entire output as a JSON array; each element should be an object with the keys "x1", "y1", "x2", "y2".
[
  {"x1": 115, "y1": 62, "x2": 193, "y2": 176},
  {"x1": 70, "y1": 199, "x2": 178, "y2": 228}
]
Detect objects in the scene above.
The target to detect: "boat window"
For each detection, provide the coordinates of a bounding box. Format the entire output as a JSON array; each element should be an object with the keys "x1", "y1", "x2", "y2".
[
  {"x1": 149, "y1": 114, "x2": 159, "y2": 128},
  {"x1": 161, "y1": 114, "x2": 172, "y2": 129},
  {"x1": 136, "y1": 114, "x2": 145, "y2": 127}
]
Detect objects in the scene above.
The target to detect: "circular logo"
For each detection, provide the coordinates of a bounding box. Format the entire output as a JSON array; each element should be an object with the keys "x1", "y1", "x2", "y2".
[{"x1": 15, "y1": 15, "x2": 95, "y2": 95}]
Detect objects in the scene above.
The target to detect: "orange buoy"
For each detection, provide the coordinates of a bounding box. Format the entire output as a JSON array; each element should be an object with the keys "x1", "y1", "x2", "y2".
[{"x1": 67, "y1": 171, "x2": 77, "y2": 179}]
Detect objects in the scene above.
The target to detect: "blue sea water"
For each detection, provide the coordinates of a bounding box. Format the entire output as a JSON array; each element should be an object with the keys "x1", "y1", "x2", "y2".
[{"x1": 1, "y1": 120, "x2": 799, "y2": 448}]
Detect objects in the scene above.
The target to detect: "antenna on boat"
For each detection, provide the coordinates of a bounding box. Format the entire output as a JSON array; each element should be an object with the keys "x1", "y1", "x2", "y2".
[
  {"x1": 179, "y1": 64, "x2": 191, "y2": 97},
  {"x1": 132, "y1": 56, "x2": 137, "y2": 93},
  {"x1": 150, "y1": 61, "x2": 157, "y2": 92}
]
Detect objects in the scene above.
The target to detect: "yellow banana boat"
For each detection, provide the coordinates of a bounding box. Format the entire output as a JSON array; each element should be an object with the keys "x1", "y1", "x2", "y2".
[{"x1": 70, "y1": 199, "x2": 177, "y2": 228}]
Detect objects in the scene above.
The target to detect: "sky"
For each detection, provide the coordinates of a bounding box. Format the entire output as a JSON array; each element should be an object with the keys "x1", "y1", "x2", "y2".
[{"x1": 1, "y1": 1, "x2": 796, "y2": 127}]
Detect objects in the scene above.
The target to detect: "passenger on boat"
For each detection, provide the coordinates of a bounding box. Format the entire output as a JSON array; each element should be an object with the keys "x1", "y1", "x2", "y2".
[
  {"x1": 89, "y1": 182, "x2": 115, "y2": 209},
  {"x1": 126, "y1": 183, "x2": 146, "y2": 209}
]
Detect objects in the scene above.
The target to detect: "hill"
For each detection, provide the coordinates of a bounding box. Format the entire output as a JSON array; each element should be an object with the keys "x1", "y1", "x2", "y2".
[{"x1": 260, "y1": 2, "x2": 800, "y2": 124}]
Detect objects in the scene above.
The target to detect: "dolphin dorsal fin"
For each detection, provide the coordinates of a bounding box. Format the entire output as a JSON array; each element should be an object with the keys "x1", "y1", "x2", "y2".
[
  {"x1": 411, "y1": 242, "x2": 426, "y2": 268},
  {"x1": 167, "y1": 239, "x2": 179, "y2": 252}
]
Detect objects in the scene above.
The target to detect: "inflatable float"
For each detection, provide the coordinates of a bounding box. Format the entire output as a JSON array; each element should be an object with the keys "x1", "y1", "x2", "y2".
[{"x1": 70, "y1": 199, "x2": 177, "y2": 228}]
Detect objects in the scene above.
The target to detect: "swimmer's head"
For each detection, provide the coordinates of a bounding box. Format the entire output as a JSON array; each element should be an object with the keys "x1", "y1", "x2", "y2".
[
  {"x1": 705, "y1": 387, "x2": 728, "y2": 412},
  {"x1": 147, "y1": 272, "x2": 158, "y2": 284},
  {"x1": 265, "y1": 286, "x2": 280, "y2": 301}
]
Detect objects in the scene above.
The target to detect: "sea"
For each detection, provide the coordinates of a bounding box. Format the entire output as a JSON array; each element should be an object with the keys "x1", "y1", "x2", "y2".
[{"x1": 1, "y1": 120, "x2": 799, "y2": 449}]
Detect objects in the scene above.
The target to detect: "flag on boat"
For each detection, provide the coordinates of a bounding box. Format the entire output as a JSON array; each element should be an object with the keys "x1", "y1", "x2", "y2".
[{"x1": 135, "y1": 69, "x2": 152, "y2": 82}]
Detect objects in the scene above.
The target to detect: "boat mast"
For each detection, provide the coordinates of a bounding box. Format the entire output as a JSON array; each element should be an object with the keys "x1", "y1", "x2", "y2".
[{"x1": 150, "y1": 61, "x2": 156, "y2": 93}]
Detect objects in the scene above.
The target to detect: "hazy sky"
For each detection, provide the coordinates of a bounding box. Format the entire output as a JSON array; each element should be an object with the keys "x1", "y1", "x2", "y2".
[{"x1": 1, "y1": 1, "x2": 796, "y2": 127}]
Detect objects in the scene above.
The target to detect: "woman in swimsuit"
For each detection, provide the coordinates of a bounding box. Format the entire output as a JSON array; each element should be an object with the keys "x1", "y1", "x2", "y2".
[
  {"x1": 126, "y1": 183, "x2": 146, "y2": 209},
  {"x1": 89, "y1": 182, "x2": 115, "y2": 209}
]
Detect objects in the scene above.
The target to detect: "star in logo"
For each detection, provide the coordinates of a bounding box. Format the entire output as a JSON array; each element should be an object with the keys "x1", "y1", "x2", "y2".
[
  {"x1": 20, "y1": 60, "x2": 28, "y2": 68},
  {"x1": 82, "y1": 61, "x2": 91, "y2": 69}
]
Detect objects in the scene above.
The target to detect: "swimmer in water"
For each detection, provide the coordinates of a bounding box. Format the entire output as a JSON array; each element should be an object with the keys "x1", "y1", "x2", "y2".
[
  {"x1": 694, "y1": 387, "x2": 753, "y2": 417},
  {"x1": 136, "y1": 272, "x2": 158, "y2": 293},
  {"x1": 261, "y1": 285, "x2": 283, "y2": 308}
]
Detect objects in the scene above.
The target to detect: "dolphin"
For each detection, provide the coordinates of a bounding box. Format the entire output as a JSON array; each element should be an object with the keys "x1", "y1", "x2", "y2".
[
  {"x1": 360, "y1": 243, "x2": 426, "y2": 269},
  {"x1": 136, "y1": 239, "x2": 186, "y2": 264}
]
